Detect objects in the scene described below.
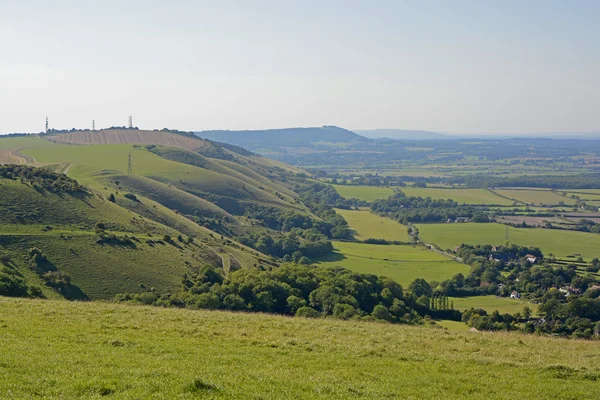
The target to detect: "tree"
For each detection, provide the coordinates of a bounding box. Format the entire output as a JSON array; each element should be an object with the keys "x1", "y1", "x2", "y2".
[
  {"x1": 295, "y1": 306, "x2": 320, "y2": 318},
  {"x1": 372, "y1": 305, "x2": 392, "y2": 321},
  {"x1": 108, "y1": 193, "x2": 116, "y2": 203}
]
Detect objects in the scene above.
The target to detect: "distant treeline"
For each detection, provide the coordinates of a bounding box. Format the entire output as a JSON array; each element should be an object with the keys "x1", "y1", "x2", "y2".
[
  {"x1": 456, "y1": 174, "x2": 600, "y2": 189},
  {"x1": 370, "y1": 191, "x2": 491, "y2": 224}
]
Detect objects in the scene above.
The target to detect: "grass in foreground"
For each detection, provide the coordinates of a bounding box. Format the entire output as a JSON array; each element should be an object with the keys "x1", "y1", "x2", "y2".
[
  {"x1": 334, "y1": 208, "x2": 410, "y2": 242},
  {"x1": 416, "y1": 223, "x2": 600, "y2": 260},
  {"x1": 332, "y1": 184, "x2": 396, "y2": 201},
  {"x1": 316, "y1": 241, "x2": 468, "y2": 286},
  {"x1": 1, "y1": 297, "x2": 600, "y2": 399}
]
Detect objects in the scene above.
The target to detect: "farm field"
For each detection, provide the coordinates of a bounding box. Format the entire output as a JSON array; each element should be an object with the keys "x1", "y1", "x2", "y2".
[
  {"x1": 316, "y1": 241, "x2": 468, "y2": 286},
  {"x1": 3, "y1": 298, "x2": 600, "y2": 399},
  {"x1": 334, "y1": 208, "x2": 410, "y2": 241},
  {"x1": 416, "y1": 223, "x2": 600, "y2": 260},
  {"x1": 401, "y1": 187, "x2": 513, "y2": 205},
  {"x1": 450, "y1": 295, "x2": 537, "y2": 315},
  {"x1": 332, "y1": 184, "x2": 396, "y2": 201},
  {"x1": 494, "y1": 189, "x2": 575, "y2": 205}
]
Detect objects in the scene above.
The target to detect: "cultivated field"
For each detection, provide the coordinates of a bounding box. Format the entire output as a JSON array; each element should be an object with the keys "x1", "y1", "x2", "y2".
[
  {"x1": 2, "y1": 298, "x2": 600, "y2": 399},
  {"x1": 332, "y1": 184, "x2": 396, "y2": 201},
  {"x1": 401, "y1": 187, "x2": 513, "y2": 205},
  {"x1": 334, "y1": 208, "x2": 410, "y2": 242},
  {"x1": 316, "y1": 241, "x2": 467, "y2": 286},
  {"x1": 49, "y1": 129, "x2": 209, "y2": 151},
  {"x1": 494, "y1": 189, "x2": 576, "y2": 205},
  {"x1": 416, "y1": 223, "x2": 600, "y2": 260},
  {"x1": 450, "y1": 295, "x2": 537, "y2": 315}
]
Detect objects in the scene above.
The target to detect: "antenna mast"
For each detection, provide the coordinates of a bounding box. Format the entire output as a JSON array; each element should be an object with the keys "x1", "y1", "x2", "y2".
[
  {"x1": 127, "y1": 153, "x2": 133, "y2": 175},
  {"x1": 45, "y1": 116, "x2": 49, "y2": 133},
  {"x1": 92, "y1": 120, "x2": 95, "y2": 131},
  {"x1": 128, "y1": 115, "x2": 133, "y2": 129}
]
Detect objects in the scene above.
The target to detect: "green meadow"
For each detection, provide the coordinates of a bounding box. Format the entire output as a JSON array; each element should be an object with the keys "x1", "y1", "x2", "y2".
[
  {"x1": 1, "y1": 297, "x2": 600, "y2": 399},
  {"x1": 450, "y1": 295, "x2": 538, "y2": 315},
  {"x1": 332, "y1": 184, "x2": 396, "y2": 201},
  {"x1": 334, "y1": 208, "x2": 410, "y2": 242},
  {"x1": 494, "y1": 189, "x2": 576, "y2": 205},
  {"x1": 316, "y1": 241, "x2": 468, "y2": 286},
  {"x1": 416, "y1": 223, "x2": 600, "y2": 260}
]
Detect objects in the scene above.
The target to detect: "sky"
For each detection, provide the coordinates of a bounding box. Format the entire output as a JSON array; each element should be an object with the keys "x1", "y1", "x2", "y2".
[{"x1": 1, "y1": 0, "x2": 599, "y2": 134}]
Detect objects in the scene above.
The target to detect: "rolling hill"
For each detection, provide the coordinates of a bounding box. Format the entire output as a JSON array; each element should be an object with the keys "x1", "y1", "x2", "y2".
[
  {"x1": 195, "y1": 126, "x2": 369, "y2": 150},
  {"x1": 0, "y1": 130, "x2": 317, "y2": 301}
]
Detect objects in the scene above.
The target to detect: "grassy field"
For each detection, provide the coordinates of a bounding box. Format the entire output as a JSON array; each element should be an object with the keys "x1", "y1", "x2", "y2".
[
  {"x1": 416, "y1": 223, "x2": 600, "y2": 260},
  {"x1": 332, "y1": 184, "x2": 396, "y2": 201},
  {"x1": 450, "y1": 295, "x2": 537, "y2": 315},
  {"x1": 402, "y1": 187, "x2": 513, "y2": 205},
  {"x1": 316, "y1": 241, "x2": 468, "y2": 286},
  {"x1": 334, "y1": 209, "x2": 410, "y2": 241},
  {"x1": 495, "y1": 189, "x2": 576, "y2": 205},
  {"x1": 2, "y1": 297, "x2": 600, "y2": 399}
]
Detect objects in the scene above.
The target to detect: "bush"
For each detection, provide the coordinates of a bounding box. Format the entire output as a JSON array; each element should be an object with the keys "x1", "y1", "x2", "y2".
[
  {"x1": 333, "y1": 303, "x2": 356, "y2": 320},
  {"x1": 124, "y1": 193, "x2": 138, "y2": 202},
  {"x1": 295, "y1": 306, "x2": 321, "y2": 318},
  {"x1": 372, "y1": 305, "x2": 392, "y2": 321},
  {"x1": 223, "y1": 294, "x2": 246, "y2": 311}
]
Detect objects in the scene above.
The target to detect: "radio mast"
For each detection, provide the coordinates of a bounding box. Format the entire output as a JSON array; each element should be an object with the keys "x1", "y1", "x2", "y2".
[
  {"x1": 128, "y1": 116, "x2": 133, "y2": 129},
  {"x1": 45, "y1": 116, "x2": 49, "y2": 133}
]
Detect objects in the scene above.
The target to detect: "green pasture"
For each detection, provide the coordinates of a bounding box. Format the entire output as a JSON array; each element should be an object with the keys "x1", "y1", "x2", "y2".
[
  {"x1": 316, "y1": 241, "x2": 468, "y2": 286},
  {"x1": 334, "y1": 209, "x2": 410, "y2": 241},
  {"x1": 332, "y1": 184, "x2": 396, "y2": 201},
  {"x1": 450, "y1": 295, "x2": 537, "y2": 315},
  {"x1": 416, "y1": 223, "x2": 600, "y2": 260},
  {"x1": 495, "y1": 189, "x2": 575, "y2": 205}
]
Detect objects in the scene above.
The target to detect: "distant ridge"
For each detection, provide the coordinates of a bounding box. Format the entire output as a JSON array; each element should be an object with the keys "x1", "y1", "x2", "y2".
[
  {"x1": 353, "y1": 129, "x2": 448, "y2": 140},
  {"x1": 195, "y1": 126, "x2": 368, "y2": 149}
]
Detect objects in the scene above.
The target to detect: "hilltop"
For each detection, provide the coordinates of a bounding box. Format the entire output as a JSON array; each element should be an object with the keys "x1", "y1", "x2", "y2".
[
  {"x1": 1, "y1": 297, "x2": 600, "y2": 399},
  {"x1": 195, "y1": 126, "x2": 368, "y2": 150}
]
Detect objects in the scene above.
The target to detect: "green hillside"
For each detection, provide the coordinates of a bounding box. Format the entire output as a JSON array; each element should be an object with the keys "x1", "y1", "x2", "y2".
[
  {"x1": 0, "y1": 165, "x2": 266, "y2": 300},
  {"x1": 2, "y1": 297, "x2": 600, "y2": 399}
]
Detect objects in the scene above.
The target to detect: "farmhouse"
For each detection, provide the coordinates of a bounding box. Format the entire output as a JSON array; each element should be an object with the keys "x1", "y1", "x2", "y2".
[
  {"x1": 525, "y1": 254, "x2": 538, "y2": 264},
  {"x1": 510, "y1": 291, "x2": 521, "y2": 299},
  {"x1": 489, "y1": 253, "x2": 512, "y2": 263}
]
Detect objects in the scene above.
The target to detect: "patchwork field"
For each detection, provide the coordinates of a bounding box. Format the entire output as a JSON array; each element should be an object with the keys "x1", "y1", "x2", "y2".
[
  {"x1": 3, "y1": 298, "x2": 600, "y2": 399},
  {"x1": 332, "y1": 184, "x2": 396, "y2": 201},
  {"x1": 416, "y1": 223, "x2": 600, "y2": 260},
  {"x1": 401, "y1": 187, "x2": 513, "y2": 205},
  {"x1": 450, "y1": 295, "x2": 537, "y2": 315},
  {"x1": 316, "y1": 241, "x2": 468, "y2": 286},
  {"x1": 334, "y1": 209, "x2": 410, "y2": 242},
  {"x1": 494, "y1": 189, "x2": 575, "y2": 206}
]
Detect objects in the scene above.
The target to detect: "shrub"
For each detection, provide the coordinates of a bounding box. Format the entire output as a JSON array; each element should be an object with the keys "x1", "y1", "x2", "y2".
[
  {"x1": 124, "y1": 193, "x2": 138, "y2": 202},
  {"x1": 372, "y1": 305, "x2": 392, "y2": 322},
  {"x1": 108, "y1": 193, "x2": 116, "y2": 203},
  {"x1": 333, "y1": 303, "x2": 356, "y2": 320},
  {"x1": 295, "y1": 306, "x2": 320, "y2": 318}
]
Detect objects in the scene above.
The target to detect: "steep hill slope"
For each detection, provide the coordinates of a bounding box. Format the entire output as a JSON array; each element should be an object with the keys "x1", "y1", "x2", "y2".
[
  {"x1": 0, "y1": 166, "x2": 264, "y2": 300},
  {"x1": 2, "y1": 297, "x2": 600, "y2": 399}
]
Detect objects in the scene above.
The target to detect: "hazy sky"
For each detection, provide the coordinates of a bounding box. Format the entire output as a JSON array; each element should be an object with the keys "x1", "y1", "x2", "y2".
[{"x1": 1, "y1": 0, "x2": 599, "y2": 134}]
